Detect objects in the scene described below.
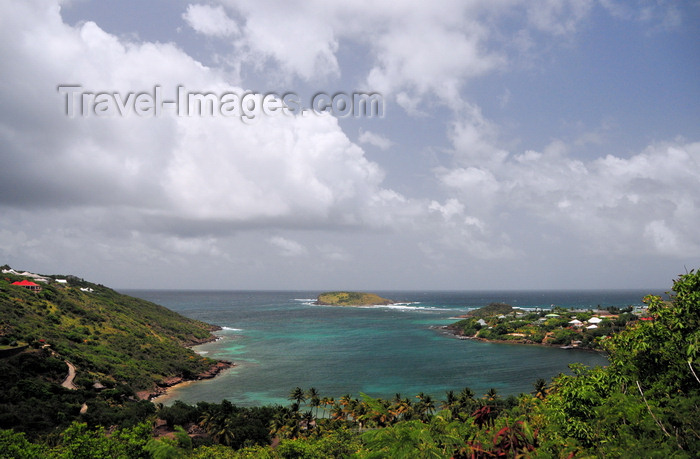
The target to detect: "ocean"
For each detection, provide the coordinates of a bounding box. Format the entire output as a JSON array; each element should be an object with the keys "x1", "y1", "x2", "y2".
[{"x1": 122, "y1": 289, "x2": 657, "y2": 407}]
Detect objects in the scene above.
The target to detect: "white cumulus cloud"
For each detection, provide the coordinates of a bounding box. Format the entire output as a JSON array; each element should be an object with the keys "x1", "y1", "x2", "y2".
[{"x1": 183, "y1": 4, "x2": 239, "y2": 37}]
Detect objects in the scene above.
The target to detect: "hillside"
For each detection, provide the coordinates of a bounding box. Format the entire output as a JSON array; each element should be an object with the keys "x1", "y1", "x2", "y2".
[
  {"x1": 0, "y1": 271, "x2": 222, "y2": 392},
  {"x1": 0, "y1": 270, "x2": 698, "y2": 456},
  {"x1": 460, "y1": 302, "x2": 515, "y2": 318},
  {"x1": 316, "y1": 291, "x2": 393, "y2": 306}
]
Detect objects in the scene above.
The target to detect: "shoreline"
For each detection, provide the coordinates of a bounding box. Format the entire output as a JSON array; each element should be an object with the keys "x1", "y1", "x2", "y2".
[
  {"x1": 438, "y1": 326, "x2": 606, "y2": 354},
  {"x1": 146, "y1": 360, "x2": 235, "y2": 402},
  {"x1": 138, "y1": 328, "x2": 236, "y2": 401}
]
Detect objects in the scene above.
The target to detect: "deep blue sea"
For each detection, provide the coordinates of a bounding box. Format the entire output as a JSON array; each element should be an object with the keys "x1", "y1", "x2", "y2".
[{"x1": 122, "y1": 289, "x2": 659, "y2": 407}]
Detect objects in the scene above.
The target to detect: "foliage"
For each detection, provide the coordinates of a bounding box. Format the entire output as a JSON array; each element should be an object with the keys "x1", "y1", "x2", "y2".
[
  {"x1": 0, "y1": 429, "x2": 48, "y2": 458},
  {"x1": 50, "y1": 421, "x2": 152, "y2": 459},
  {"x1": 1, "y1": 269, "x2": 699, "y2": 457},
  {"x1": 0, "y1": 275, "x2": 218, "y2": 393},
  {"x1": 463, "y1": 302, "x2": 514, "y2": 319}
]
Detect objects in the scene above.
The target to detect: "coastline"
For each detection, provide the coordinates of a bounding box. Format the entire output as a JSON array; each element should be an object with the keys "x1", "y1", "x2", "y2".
[
  {"x1": 145, "y1": 360, "x2": 235, "y2": 402},
  {"x1": 138, "y1": 328, "x2": 235, "y2": 401},
  {"x1": 439, "y1": 326, "x2": 606, "y2": 353}
]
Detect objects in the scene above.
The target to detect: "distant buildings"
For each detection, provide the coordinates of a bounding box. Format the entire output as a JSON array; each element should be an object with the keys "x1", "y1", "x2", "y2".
[{"x1": 2, "y1": 268, "x2": 50, "y2": 283}]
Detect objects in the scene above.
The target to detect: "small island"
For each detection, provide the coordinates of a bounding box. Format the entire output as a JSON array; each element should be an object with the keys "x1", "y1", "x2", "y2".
[{"x1": 315, "y1": 291, "x2": 393, "y2": 306}]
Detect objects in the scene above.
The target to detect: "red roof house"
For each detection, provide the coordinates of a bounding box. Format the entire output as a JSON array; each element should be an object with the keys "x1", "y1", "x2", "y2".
[{"x1": 11, "y1": 280, "x2": 42, "y2": 291}]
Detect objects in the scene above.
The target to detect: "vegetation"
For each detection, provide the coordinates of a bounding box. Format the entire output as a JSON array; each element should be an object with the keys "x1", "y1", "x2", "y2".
[
  {"x1": 0, "y1": 271, "x2": 219, "y2": 391},
  {"x1": 0, "y1": 269, "x2": 225, "y2": 437},
  {"x1": 315, "y1": 292, "x2": 393, "y2": 306},
  {"x1": 1, "y1": 269, "x2": 699, "y2": 457},
  {"x1": 461, "y1": 302, "x2": 515, "y2": 318}
]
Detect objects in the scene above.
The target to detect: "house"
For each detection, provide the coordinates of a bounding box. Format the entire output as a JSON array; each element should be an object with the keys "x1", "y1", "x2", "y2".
[
  {"x1": 568, "y1": 319, "x2": 583, "y2": 327},
  {"x1": 586, "y1": 324, "x2": 598, "y2": 329},
  {"x1": 588, "y1": 317, "x2": 603, "y2": 324},
  {"x1": 476, "y1": 319, "x2": 488, "y2": 327},
  {"x1": 55, "y1": 279, "x2": 68, "y2": 284},
  {"x1": 3, "y1": 269, "x2": 50, "y2": 283},
  {"x1": 11, "y1": 280, "x2": 42, "y2": 292}
]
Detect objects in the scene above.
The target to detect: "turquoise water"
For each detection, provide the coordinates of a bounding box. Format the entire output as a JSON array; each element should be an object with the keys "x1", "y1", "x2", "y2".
[{"x1": 123, "y1": 290, "x2": 654, "y2": 406}]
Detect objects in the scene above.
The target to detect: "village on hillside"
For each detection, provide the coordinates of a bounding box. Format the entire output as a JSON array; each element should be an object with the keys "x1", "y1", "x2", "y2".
[{"x1": 447, "y1": 302, "x2": 650, "y2": 350}]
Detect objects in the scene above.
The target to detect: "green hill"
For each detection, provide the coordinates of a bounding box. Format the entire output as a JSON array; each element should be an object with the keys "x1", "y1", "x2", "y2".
[
  {"x1": 316, "y1": 291, "x2": 393, "y2": 306},
  {"x1": 0, "y1": 271, "x2": 221, "y2": 392},
  {"x1": 462, "y1": 302, "x2": 514, "y2": 318}
]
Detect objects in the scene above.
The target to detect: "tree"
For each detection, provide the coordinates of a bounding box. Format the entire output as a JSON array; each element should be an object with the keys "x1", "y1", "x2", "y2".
[
  {"x1": 442, "y1": 390, "x2": 457, "y2": 413},
  {"x1": 537, "y1": 271, "x2": 700, "y2": 455},
  {"x1": 606, "y1": 270, "x2": 700, "y2": 397},
  {"x1": 484, "y1": 388, "x2": 499, "y2": 402},
  {"x1": 0, "y1": 429, "x2": 47, "y2": 458},
  {"x1": 533, "y1": 378, "x2": 548, "y2": 400},
  {"x1": 288, "y1": 387, "x2": 306, "y2": 407},
  {"x1": 199, "y1": 409, "x2": 236, "y2": 446},
  {"x1": 306, "y1": 387, "x2": 320, "y2": 418},
  {"x1": 415, "y1": 392, "x2": 435, "y2": 421}
]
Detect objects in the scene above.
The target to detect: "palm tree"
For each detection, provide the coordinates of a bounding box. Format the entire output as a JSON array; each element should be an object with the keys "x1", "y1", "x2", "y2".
[
  {"x1": 199, "y1": 410, "x2": 236, "y2": 446},
  {"x1": 456, "y1": 387, "x2": 476, "y2": 416},
  {"x1": 307, "y1": 387, "x2": 320, "y2": 417},
  {"x1": 320, "y1": 396, "x2": 331, "y2": 418},
  {"x1": 400, "y1": 397, "x2": 415, "y2": 421},
  {"x1": 351, "y1": 400, "x2": 369, "y2": 429},
  {"x1": 301, "y1": 410, "x2": 315, "y2": 433},
  {"x1": 330, "y1": 402, "x2": 345, "y2": 421},
  {"x1": 389, "y1": 396, "x2": 412, "y2": 422},
  {"x1": 421, "y1": 394, "x2": 436, "y2": 420},
  {"x1": 360, "y1": 394, "x2": 394, "y2": 427},
  {"x1": 213, "y1": 417, "x2": 236, "y2": 446},
  {"x1": 533, "y1": 378, "x2": 548, "y2": 400},
  {"x1": 484, "y1": 387, "x2": 499, "y2": 402},
  {"x1": 339, "y1": 394, "x2": 353, "y2": 420},
  {"x1": 339, "y1": 393, "x2": 352, "y2": 407},
  {"x1": 459, "y1": 387, "x2": 475, "y2": 401},
  {"x1": 346, "y1": 398, "x2": 360, "y2": 422},
  {"x1": 289, "y1": 387, "x2": 306, "y2": 407},
  {"x1": 415, "y1": 392, "x2": 435, "y2": 421},
  {"x1": 442, "y1": 390, "x2": 457, "y2": 412},
  {"x1": 199, "y1": 409, "x2": 217, "y2": 441}
]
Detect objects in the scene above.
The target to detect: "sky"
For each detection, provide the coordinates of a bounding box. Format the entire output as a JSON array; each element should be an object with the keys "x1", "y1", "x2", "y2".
[{"x1": 0, "y1": 0, "x2": 698, "y2": 290}]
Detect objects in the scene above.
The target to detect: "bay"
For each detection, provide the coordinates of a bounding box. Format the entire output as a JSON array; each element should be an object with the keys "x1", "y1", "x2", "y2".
[{"x1": 122, "y1": 289, "x2": 655, "y2": 407}]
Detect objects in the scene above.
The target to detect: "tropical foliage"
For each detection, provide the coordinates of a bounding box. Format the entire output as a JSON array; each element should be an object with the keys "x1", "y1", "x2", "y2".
[
  {"x1": 1, "y1": 270, "x2": 699, "y2": 457},
  {"x1": 0, "y1": 273, "x2": 218, "y2": 391}
]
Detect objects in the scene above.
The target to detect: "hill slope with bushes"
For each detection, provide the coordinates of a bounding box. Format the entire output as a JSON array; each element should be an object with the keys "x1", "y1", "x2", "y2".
[{"x1": 0, "y1": 271, "x2": 219, "y2": 391}]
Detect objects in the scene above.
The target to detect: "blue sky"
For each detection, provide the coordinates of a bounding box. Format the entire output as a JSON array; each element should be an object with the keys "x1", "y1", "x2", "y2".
[{"x1": 0, "y1": 0, "x2": 698, "y2": 290}]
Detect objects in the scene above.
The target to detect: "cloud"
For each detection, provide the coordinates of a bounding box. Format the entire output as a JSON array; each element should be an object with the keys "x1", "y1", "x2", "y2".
[
  {"x1": 524, "y1": 0, "x2": 593, "y2": 36},
  {"x1": 1, "y1": 0, "x2": 697, "y2": 290},
  {"x1": 316, "y1": 243, "x2": 350, "y2": 262},
  {"x1": 221, "y1": 0, "x2": 340, "y2": 82},
  {"x1": 358, "y1": 129, "x2": 394, "y2": 150},
  {"x1": 599, "y1": 0, "x2": 683, "y2": 29},
  {"x1": 269, "y1": 236, "x2": 307, "y2": 257},
  {"x1": 0, "y1": 0, "x2": 393, "y2": 233},
  {"x1": 183, "y1": 4, "x2": 240, "y2": 37},
  {"x1": 439, "y1": 133, "x2": 700, "y2": 257},
  {"x1": 211, "y1": 0, "x2": 601, "y2": 112},
  {"x1": 448, "y1": 106, "x2": 509, "y2": 167}
]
